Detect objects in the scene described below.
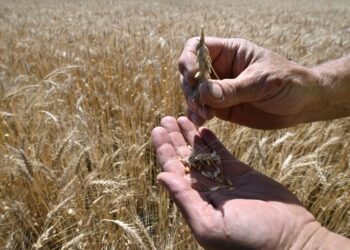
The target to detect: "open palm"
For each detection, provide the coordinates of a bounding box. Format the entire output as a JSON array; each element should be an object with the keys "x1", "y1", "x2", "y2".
[{"x1": 152, "y1": 116, "x2": 319, "y2": 250}]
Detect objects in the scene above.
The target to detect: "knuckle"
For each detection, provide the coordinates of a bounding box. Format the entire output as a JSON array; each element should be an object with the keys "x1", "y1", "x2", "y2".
[
  {"x1": 180, "y1": 78, "x2": 194, "y2": 97},
  {"x1": 186, "y1": 36, "x2": 200, "y2": 45},
  {"x1": 232, "y1": 37, "x2": 247, "y2": 47}
]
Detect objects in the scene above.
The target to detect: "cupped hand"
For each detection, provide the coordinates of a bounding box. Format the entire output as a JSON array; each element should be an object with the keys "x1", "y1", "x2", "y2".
[
  {"x1": 178, "y1": 37, "x2": 326, "y2": 129},
  {"x1": 152, "y1": 116, "x2": 322, "y2": 250}
]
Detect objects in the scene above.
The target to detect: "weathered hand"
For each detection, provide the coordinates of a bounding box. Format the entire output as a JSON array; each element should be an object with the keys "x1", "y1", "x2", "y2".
[
  {"x1": 152, "y1": 116, "x2": 325, "y2": 250},
  {"x1": 178, "y1": 37, "x2": 326, "y2": 129}
]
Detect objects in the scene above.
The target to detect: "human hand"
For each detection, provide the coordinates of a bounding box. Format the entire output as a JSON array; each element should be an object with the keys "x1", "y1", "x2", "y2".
[
  {"x1": 178, "y1": 37, "x2": 327, "y2": 129},
  {"x1": 152, "y1": 116, "x2": 345, "y2": 250}
]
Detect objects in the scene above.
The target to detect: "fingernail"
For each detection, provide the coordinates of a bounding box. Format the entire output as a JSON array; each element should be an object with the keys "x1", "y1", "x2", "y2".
[{"x1": 207, "y1": 81, "x2": 223, "y2": 99}]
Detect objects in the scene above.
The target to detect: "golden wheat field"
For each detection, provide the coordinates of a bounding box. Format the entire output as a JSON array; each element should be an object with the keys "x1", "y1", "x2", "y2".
[{"x1": 0, "y1": 0, "x2": 349, "y2": 249}]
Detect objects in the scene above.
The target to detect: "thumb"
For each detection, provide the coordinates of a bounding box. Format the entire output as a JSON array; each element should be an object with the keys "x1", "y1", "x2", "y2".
[
  {"x1": 198, "y1": 76, "x2": 259, "y2": 109},
  {"x1": 157, "y1": 172, "x2": 209, "y2": 227}
]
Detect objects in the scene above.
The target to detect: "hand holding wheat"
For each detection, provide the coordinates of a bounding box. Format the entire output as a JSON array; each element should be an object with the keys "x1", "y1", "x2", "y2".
[{"x1": 179, "y1": 37, "x2": 350, "y2": 129}]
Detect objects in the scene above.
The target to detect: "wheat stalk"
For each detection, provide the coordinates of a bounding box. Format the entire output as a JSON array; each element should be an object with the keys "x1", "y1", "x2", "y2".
[
  {"x1": 102, "y1": 219, "x2": 147, "y2": 249},
  {"x1": 60, "y1": 233, "x2": 86, "y2": 250}
]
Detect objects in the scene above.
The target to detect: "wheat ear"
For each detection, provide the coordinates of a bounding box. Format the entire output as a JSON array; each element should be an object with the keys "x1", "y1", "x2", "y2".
[{"x1": 192, "y1": 26, "x2": 212, "y2": 102}]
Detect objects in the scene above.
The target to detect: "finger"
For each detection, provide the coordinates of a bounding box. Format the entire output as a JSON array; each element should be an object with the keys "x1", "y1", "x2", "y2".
[
  {"x1": 198, "y1": 71, "x2": 267, "y2": 109},
  {"x1": 160, "y1": 116, "x2": 191, "y2": 159},
  {"x1": 180, "y1": 75, "x2": 199, "y2": 110},
  {"x1": 178, "y1": 48, "x2": 198, "y2": 87},
  {"x1": 198, "y1": 127, "x2": 232, "y2": 159},
  {"x1": 216, "y1": 104, "x2": 294, "y2": 130},
  {"x1": 157, "y1": 172, "x2": 214, "y2": 230},
  {"x1": 180, "y1": 74, "x2": 193, "y2": 97},
  {"x1": 197, "y1": 105, "x2": 215, "y2": 120},
  {"x1": 182, "y1": 83, "x2": 214, "y2": 121},
  {"x1": 178, "y1": 37, "x2": 227, "y2": 86},
  {"x1": 177, "y1": 116, "x2": 207, "y2": 154},
  {"x1": 198, "y1": 127, "x2": 252, "y2": 178},
  {"x1": 186, "y1": 108, "x2": 206, "y2": 127},
  {"x1": 151, "y1": 126, "x2": 184, "y2": 175}
]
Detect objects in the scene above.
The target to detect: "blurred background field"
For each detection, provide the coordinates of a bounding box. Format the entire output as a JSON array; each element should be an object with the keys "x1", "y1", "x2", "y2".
[{"x1": 0, "y1": 0, "x2": 349, "y2": 249}]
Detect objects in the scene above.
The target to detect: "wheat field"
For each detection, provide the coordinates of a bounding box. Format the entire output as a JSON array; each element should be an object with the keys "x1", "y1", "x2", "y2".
[{"x1": 0, "y1": 0, "x2": 349, "y2": 249}]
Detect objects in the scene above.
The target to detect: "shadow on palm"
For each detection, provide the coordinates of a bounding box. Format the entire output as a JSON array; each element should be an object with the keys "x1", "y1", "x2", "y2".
[{"x1": 190, "y1": 131, "x2": 301, "y2": 204}]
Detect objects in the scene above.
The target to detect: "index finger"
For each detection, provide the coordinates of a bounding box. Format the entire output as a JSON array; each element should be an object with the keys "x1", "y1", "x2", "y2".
[
  {"x1": 152, "y1": 126, "x2": 185, "y2": 175},
  {"x1": 178, "y1": 37, "x2": 227, "y2": 86}
]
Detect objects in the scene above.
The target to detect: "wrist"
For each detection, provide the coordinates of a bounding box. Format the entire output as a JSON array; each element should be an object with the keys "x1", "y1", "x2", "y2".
[
  {"x1": 294, "y1": 65, "x2": 329, "y2": 124},
  {"x1": 291, "y1": 222, "x2": 350, "y2": 250},
  {"x1": 311, "y1": 56, "x2": 350, "y2": 121}
]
